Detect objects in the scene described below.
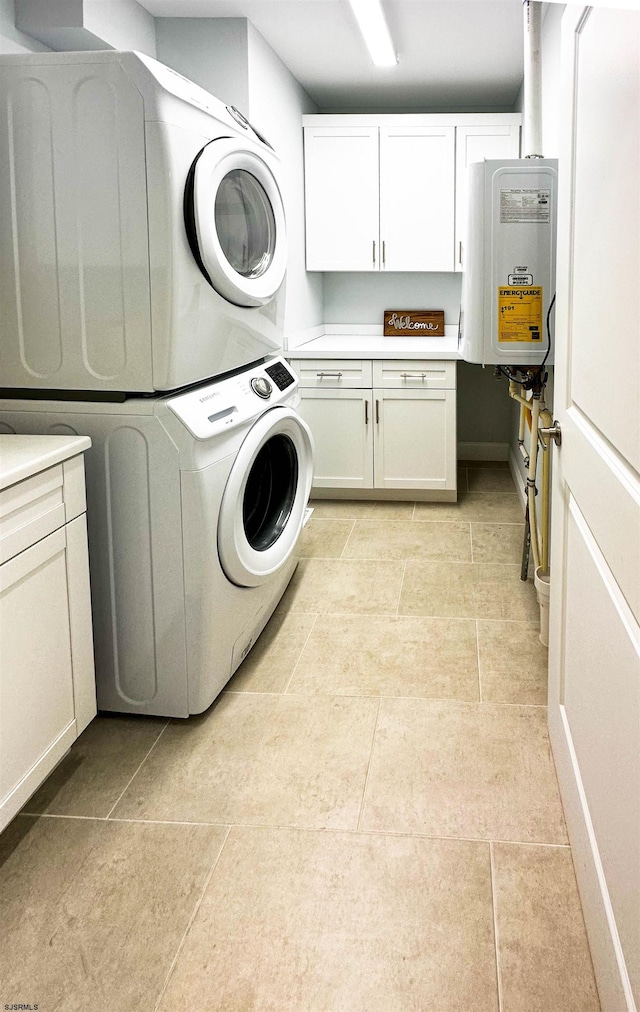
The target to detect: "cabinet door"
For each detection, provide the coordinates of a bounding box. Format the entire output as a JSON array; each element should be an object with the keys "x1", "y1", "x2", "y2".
[
  {"x1": 0, "y1": 527, "x2": 76, "y2": 829},
  {"x1": 454, "y1": 123, "x2": 521, "y2": 271},
  {"x1": 379, "y1": 126, "x2": 455, "y2": 272},
  {"x1": 304, "y1": 126, "x2": 379, "y2": 271},
  {"x1": 298, "y1": 388, "x2": 374, "y2": 488},
  {"x1": 373, "y1": 388, "x2": 456, "y2": 490}
]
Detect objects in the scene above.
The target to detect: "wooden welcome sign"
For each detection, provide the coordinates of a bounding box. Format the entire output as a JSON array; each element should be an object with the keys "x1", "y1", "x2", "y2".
[{"x1": 383, "y1": 310, "x2": 445, "y2": 336}]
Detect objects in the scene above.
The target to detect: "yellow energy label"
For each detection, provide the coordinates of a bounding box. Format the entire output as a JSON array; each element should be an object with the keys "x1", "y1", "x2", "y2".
[{"x1": 497, "y1": 287, "x2": 543, "y2": 343}]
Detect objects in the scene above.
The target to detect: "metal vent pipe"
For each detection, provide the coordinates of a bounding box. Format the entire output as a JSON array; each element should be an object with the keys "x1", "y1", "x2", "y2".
[{"x1": 522, "y1": 0, "x2": 544, "y2": 157}]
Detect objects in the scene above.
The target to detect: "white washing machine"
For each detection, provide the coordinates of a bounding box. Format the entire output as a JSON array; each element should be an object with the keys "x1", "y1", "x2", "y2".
[
  {"x1": 0, "y1": 358, "x2": 314, "y2": 717},
  {"x1": 0, "y1": 50, "x2": 288, "y2": 392}
]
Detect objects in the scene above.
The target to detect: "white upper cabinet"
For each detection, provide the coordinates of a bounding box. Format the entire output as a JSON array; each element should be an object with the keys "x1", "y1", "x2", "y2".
[
  {"x1": 303, "y1": 126, "x2": 380, "y2": 271},
  {"x1": 303, "y1": 115, "x2": 520, "y2": 274},
  {"x1": 379, "y1": 126, "x2": 455, "y2": 271},
  {"x1": 454, "y1": 123, "x2": 521, "y2": 271}
]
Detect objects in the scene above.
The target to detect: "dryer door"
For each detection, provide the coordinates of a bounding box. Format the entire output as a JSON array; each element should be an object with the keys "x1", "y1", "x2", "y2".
[
  {"x1": 185, "y1": 138, "x2": 287, "y2": 308},
  {"x1": 218, "y1": 406, "x2": 313, "y2": 588}
]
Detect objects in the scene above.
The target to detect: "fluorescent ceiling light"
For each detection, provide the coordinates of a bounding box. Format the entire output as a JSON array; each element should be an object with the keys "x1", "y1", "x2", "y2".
[{"x1": 348, "y1": 0, "x2": 398, "y2": 68}]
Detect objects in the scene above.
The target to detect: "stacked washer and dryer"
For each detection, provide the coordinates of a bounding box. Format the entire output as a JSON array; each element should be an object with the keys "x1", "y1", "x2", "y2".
[{"x1": 0, "y1": 51, "x2": 313, "y2": 717}]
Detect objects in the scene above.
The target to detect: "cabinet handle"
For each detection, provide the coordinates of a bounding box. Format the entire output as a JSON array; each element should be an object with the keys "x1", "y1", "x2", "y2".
[
  {"x1": 372, "y1": 240, "x2": 376, "y2": 266},
  {"x1": 382, "y1": 240, "x2": 386, "y2": 268},
  {"x1": 364, "y1": 400, "x2": 368, "y2": 425},
  {"x1": 401, "y1": 372, "x2": 428, "y2": 382},
  {"x1": 316, "y1": 371, "x2": 343, "y2": 380},
  {"x1": 458, "y1": 241, "x2": 463, "y2": 266},
  {"x1": 375, "y1": 399, "x2": 380, "y2": 424}
]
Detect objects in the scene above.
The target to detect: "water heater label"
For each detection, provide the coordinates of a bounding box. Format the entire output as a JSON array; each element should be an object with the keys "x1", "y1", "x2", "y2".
[
  {"x1": 500, "y1": 189, "x2": 551, "y2": 223},
  {"x1": 498, "y1": 287, "x2": 543, "y2": 343}
]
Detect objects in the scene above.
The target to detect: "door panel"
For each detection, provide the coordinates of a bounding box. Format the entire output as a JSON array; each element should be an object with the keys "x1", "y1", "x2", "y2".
[
  {"x1": 374, "y1": 388, "x2": 456, "y2": 490},
  {"x1": 379, "y1": 126, "x2": 455, "y2": 271},
  {"x1": 549, "y1": 7, "x2": 640, "y2": 1010},
  {"x1": 562, "y1": 501, "x2": 640, "y2": 1003},
  {"x1": 303, "y1": 127, "x2": 379, "y2": 271},
  {"x1": 298, "y1": 388, "x2": 373, "y2": 488},
  {"x1": 568, "y1": 12, "x2": 640, "y2": 472}
]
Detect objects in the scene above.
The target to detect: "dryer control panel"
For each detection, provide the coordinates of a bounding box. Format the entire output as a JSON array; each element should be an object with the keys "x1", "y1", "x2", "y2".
[{"x1": 166, "y1": 357, "x2": 298, "y2": 440}]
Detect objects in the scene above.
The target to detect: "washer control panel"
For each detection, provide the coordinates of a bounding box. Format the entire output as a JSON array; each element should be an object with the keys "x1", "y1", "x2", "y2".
[{"x1": 166, "y1": 356, "x2": 297, "y2": 440}]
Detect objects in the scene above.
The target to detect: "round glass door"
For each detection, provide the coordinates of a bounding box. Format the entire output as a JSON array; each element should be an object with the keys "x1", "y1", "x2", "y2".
[
  {"x1": 215, "y1": 170, "x2": 276, "y2": 279},
  {"x1": 185, "y1": 139, "x2": 287, "y2": 308},
  {"x1": 243, "y1": 433, "x2": 298, "y2": 551},
  {"x1": 218, "y1": 407, "x2": 314, "y2": 588}
]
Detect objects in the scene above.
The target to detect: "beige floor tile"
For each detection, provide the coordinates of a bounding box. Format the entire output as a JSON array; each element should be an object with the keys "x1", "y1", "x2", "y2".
[
  {"x1": 343, "y1": 519, "x2": 472, "y2": 562},
  {"x1": 309, "y1": 499, "x2": 379, "y2": 518},
  {"x1": 472, "y1": 523, "x2": 526, "y2": 564},
  {"x1": 288, "y1": 613, "x2": 480, "y2": 701},
  {"x1": 158, "y1": 826, "x2": 499, "y2": 1012},
  {"x1": 493, "y1": 843, "x2": 600, "y2": 1011},
  {"x1": 112, "y1": 692, "x2": 378, "y2": 830},
  {"x1": 414, "y1": 492, "x2": 524, "y2": 524},
  {"x1": 399, "y1": 561, "x2": 539, "y2": 621},
  {"x1": 0, "y1": 815, "x2": 227, "y2": 1012},
  {"x1": 23, "y1": 715, "x2": 168, "y2": 818},
  {"x1": 277, "y1": 557, "x2": 405, "y2": 615},
  {"x1": 310, "y1": 499, "x2": 415, "y2": 519},
  {"x1": 226, "y1": 610, "x2": 317, "y2": 693},
  {"x1": 360, "y1": 698, "x2": 568, "y2": 843},
  {"x1": 296, "y1": 518, "x2": 354, "y2": 558},
  {"x1": 478, "y1": 620, "x2": 548, "y2": 704},
  {"x1": 467, "y1": 467, "x2": 517, "y2": 492}
]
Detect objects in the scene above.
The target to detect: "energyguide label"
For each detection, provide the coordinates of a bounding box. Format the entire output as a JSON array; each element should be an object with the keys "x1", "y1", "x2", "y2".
[{"x1": 498, "y1": 287, "x2": 543, "y2": 343}]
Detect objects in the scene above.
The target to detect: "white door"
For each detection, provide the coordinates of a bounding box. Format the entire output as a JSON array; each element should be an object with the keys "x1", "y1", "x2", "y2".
[
  {"x1": 379, "y1": 126, "x2": 455, "y2": 271},
  {"x1": 303, "y1": 126, "x2": 379, "y2": 271},
  {"x1": 549, "y1": 8, "x2": 640, "y2": 1011}
]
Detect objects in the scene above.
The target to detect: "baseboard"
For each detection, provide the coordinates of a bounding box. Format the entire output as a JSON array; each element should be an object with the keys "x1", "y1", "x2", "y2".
[
  {"x1": 548, "y1": 704, "x2": 637, "y2": 1012},
  {"x1": 457, "y1": 441, "x2": 509, "y2": 461},
  {"x1": 508, "y1": 447, "x2": 528, "y2": 510},
  {"x1": 310, "y1": 487, "x2": 457, "y2": 502}
]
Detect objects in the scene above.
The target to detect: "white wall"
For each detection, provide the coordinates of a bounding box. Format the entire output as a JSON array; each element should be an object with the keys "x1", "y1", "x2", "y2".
[
  {"x1": 247, "y1": 22, "x2": 323, "y2": 336},
  {"x1": 156, "y1": 18, "x2": 249, "y2": 113},
  {"x1": 0, "y1": 0, "x2": 49, "y2": 53},
  {"x1": 323, "y1": 272, "x2": 462, "y2": 325}
]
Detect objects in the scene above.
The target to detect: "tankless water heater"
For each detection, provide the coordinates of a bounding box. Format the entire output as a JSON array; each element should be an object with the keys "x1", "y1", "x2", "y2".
[{"x1": 458, "y1": 159, "x2": 558, "y2": 366}]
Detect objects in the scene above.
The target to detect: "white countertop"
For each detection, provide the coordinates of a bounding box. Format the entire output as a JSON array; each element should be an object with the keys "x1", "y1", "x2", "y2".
[
  {"x1": 287, "y1": 325, "x2": 459, "y2": 360},
  {"x1": 0, "y1": 434, "x2": 92, "y2": 490}
]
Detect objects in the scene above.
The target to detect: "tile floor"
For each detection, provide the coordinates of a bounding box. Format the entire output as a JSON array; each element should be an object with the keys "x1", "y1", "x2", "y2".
[{"x1": 0, "y1": 462, "x2": 601, "y2": 1011}]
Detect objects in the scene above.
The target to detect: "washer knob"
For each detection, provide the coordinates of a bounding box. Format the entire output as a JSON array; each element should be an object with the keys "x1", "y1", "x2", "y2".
[{"x1": 251, "y1": 376, "x2": 272, "y2": 399}]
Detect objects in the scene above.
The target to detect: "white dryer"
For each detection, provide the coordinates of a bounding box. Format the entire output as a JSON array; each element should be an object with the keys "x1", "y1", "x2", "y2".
[
  {"x1": 0, "y1": 358, "x2": 314, "y2": 717},
  {"x1": 0, "y1": 51, "x2": 287, "y2": 393}
]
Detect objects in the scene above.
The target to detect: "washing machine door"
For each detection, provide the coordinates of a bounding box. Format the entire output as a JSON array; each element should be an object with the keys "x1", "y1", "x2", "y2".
[
  {"x1": 218, "y1": 406, "x2": 313, "y2": 588},
  {"x1": 184, "y1": 138, "x2": 287, "y2": 308}
]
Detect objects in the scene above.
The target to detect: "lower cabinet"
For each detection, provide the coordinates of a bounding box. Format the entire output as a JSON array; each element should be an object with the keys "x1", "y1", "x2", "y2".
[
  {"x1": 0, "y1": 439, "x2": 96, "y2": 832},
  {"x1": 289, "y1": 358, "x2": 457, "y2": 497}
]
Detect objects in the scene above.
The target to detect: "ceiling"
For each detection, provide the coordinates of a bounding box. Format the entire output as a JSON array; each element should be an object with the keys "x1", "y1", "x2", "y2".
[{"x1": 138, "y1": 0, "x2": 526, "y2": 112}]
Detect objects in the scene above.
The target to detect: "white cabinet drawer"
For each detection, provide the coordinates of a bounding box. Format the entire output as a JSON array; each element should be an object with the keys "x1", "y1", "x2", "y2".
[
  {"x1": 290, "y1": 359, "x2": 373, "y2": 388},
  {"x1": 373, "y1": 360, "x2": 456, "y2": 389},
  {"x1": 0, "y1": 463, "x2": 65, "y2": 564}
]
